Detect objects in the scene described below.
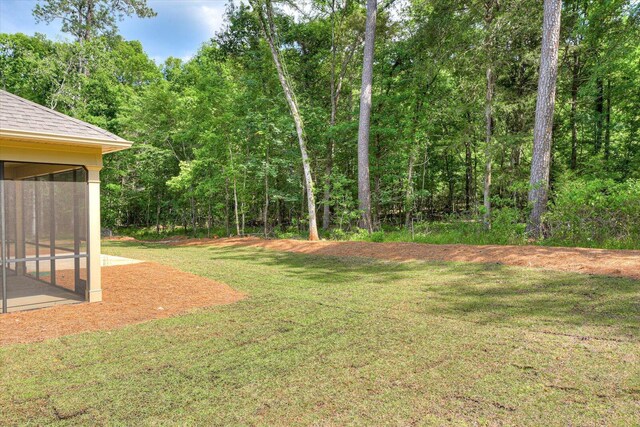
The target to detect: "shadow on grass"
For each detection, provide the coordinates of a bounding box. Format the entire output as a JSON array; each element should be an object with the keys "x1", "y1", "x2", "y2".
[{"x1": 104, "y1": 240, "x2": 640, "y2": 339}]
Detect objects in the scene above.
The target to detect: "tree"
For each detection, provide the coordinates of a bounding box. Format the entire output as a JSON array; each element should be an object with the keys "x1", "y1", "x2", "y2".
[
  {"x1": 357, "y1": 0, "x2": 377, "y2": 232},
  {"x1": 5, "y1": 0, "x2": 638, "y2": 244},
  {"x1": 249, "y1": 0, "x2": 320, "y2": 240},
  {"x1": 527, "y1": 0, "x2": 563, "y2": 238},
  {"x1": 33, "y1": 0, "x2": 155, "y2": 42},
  {"x1": 482, "y1": 0, "x2": 499, "y2": 229},
  {"x1": 323, "y1": 0, "x2": 362, "y2": 230}
]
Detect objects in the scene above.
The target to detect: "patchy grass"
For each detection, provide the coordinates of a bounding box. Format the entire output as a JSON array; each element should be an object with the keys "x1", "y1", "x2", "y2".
[{"x1": 1, "y1": 241, "x2": 639, "y2": 425}]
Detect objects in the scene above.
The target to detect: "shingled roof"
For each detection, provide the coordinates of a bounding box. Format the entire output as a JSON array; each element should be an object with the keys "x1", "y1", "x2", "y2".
[{"x1": 0, "y1": 90, "x2": 131, "y2": 152}]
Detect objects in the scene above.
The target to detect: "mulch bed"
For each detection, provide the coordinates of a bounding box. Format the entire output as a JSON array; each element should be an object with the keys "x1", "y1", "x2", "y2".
[
  {"x1": 1, "y1": 262, "x2": 244, "y2": 346},
  {"x1": 183, "y1": 237, "x2": 640, "y2": 281}
]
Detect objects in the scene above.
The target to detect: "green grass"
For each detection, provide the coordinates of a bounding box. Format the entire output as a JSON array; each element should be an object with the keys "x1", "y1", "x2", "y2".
[{"x1": 1, "y1": 241, "x2": 639, "y2": 425}]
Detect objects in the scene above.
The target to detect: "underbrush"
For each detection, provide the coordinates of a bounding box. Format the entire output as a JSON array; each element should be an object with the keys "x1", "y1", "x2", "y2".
[
  {"x1": 544, "y1": 178, "x2": 640, "y2": 249},
  {"x1": 114, "y1": 218, "x2": 639, "y2": 249},
  {"x1": 114, "y1": 226, "x2": 231, "y2": 241},
  {"x1": 327, "y1": 218, "x2": 527, "y2": 247},
  {"x1": 112, "y1": 180, "x2": 640, "y2": 250},
  {"x1": 336, "y1": 224, "x2": 639, "y2": 249}
]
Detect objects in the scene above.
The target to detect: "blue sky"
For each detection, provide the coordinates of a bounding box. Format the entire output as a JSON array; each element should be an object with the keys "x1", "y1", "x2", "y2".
[{"x1": 0, "y1": 0, "x2": 234, "y2": 63}]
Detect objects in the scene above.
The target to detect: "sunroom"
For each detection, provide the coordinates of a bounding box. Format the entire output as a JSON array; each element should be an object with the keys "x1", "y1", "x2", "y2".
[{"x1": 0, "y1": 90, "x2": 132, "y2": 313}]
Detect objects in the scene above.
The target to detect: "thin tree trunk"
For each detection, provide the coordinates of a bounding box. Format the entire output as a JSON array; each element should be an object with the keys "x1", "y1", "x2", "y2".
[
  {"x1": 229, "y1": 146, "x2": 241, "y2": 236},
  {"x1": 604, "y1": 79, "x2": 611, "y2": 160},
  {"x1": 323, "y1": 2, "x2": 361, "y2": 230},
  {"x1": 357, "y1": 0, "x2": 377, "y2": 232},
  {"x1": 233, "y1": 178, "x2": 240, "y2": 236},
  {"x1": 252, "y1": 0, "x2": 319, "y2": 240},
  {"x1": 323, "y1": 0, "x2": 337, "y2": 231},
  {"x1": 242, "y1": 159, "x2": 247, "y2": 236},
  {"x1": 241, "y1": 204, "x2": 245, "y2": 236},
  {"x1": 155, "y1": 193, "x2": 161, "y2": 234},
  {"x1": 595, "y1": 78, "x2": 604, "y2": 153},
  {"x1": 404, "y1": 148, "x2": 415, "y2": 228},
  {"x1": 570, "y1": 51, "x2": 579, "y2": 170},
  {"x1": 421, "y1": 142, "x2": 429, "y2": 214},
  {"x1": 322, "y1": 143, "x2": 334, "y2": 230},
  {"x1": 373, "y1": 134, "x2": 382, "y2": 228},
  {"x1": 482, "y1": 1, "x2": 497, "y2": 230},
  {"x1": 190, "y1": 192, "x2": 196, "y2": 236},
  {"x1": 465, "y1": 136, "x2": 473, "y2": 212},
  {"x1": 224, "y1": 170, "x2": 230, "y2": 236},
  {"x1": 264, "y1": 144, "x2": 269, "y2": 238},
  {"x1": 483, "y1": 66, "x2": 494, "y2": 229},
  {"x1": 207, "y1": 202, "x2": 212, "y2": 238},
  {"x1": 145, "y1": 193, "x2": 151, "y2": 227},
  {"x1": 527, "y1": 0, "x2": 563, "y2": 238}
]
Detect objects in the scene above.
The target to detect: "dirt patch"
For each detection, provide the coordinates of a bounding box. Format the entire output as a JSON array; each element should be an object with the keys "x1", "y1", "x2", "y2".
[
  {"x1": 1, "y1": 262, "x2": 244, "y2": 345},
  {"x1": 181, "y1": 237, "x2": 640, "y2": 281}
]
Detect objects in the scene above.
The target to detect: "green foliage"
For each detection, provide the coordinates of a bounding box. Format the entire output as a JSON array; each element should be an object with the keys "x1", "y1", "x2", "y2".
[
  {"x1": 1, "y1": 0, "x2": 638, "y2": 247},
  {"x1": 361, "y1": 215, "x2": 528, "y2": 247},
  {"x1": 545, "y1": 178, "x2": 640, "y2": 248},
  {"x1": 33, "y1": 0, "x2": 156, "y2": 41}
]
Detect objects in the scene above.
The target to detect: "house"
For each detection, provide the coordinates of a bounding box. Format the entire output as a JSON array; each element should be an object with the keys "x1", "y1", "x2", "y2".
[{"x1": 0, "y1": 90, "x2": 132, "y2": 313}]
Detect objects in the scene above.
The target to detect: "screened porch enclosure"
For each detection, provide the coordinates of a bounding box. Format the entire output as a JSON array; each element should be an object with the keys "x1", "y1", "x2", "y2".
[{"x1": 1, "y1": 162, "x2": 89, "y2": 313}]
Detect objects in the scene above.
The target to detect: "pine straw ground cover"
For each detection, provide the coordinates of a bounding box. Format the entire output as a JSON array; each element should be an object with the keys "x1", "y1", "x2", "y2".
[
  {"x1": 1, "y1": 241, "x2": 638, "y2": 425},
  {"x1": 0, "y1": 262, "x2": 244, "y2": 345}
]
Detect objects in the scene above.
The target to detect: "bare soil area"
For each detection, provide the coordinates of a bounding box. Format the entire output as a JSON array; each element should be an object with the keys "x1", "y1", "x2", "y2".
[
  {"x1": 1, "y1": 262, "x2": 244, "y2": 345},
  {"x1": 187, "y1": 237, "x2": 640, "y2": 281}
]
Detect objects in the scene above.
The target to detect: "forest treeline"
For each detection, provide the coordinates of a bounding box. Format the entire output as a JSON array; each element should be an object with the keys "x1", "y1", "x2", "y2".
[{"x1": 1, "y1": 0, "x2": 639, "y2": 248}]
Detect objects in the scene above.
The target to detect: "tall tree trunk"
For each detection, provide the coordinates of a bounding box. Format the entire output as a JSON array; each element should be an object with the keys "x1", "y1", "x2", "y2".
[
  {"x1": 357, "y1": 0, "x2": 377, "y2": 232},
  {"x1": 252, "y1": 0, "x2": 319, "y2": 240},
  {"x1": 156, "y1": 193, "x2": 161, "y2": 234},
  {"x1": 483, "y1": 66, "x2": 495, "y2": 229},
  {"x1": 322, "y1": 11, "x2": 359, "y2": 230},
  {"x1": 482, "y1": 1, "x2": 497, "y2": 230},
  {"x1": 373, "y1": 134, "x2": 382, "y2": 228},
  {"x1": 405, "y1": 93, "x2": 424, "y2": 228},
  {"x1": 207, "y1": 202, "x2": 212, "y2": 237},
  {"x1": 465, "y1": 136, "x2": 473, "y2": 212},
  {"x1": 322, "y1": 143, "x2": 334, "y2": 230},
  {"x1": 404, "y1": 147, "x2": 415, "y2": 228},
  {"x1": 190, "y1": 191, "x2": 196, "y2": 236},
  {"x1": 527, "y1": 0, "x2": 563, "y2": 238},
  {"x1": 233, "y1": 178, "x2": 240, "y2": 236},
  {"x1": 229, "y1": 147, "x2": 241, "y2": 236},
  {"x1": 570, "y1": 51, "x2": 579, "y2": 170},
  {"x1": 323, "y1": 0, "x2": 337, "y2": 231},
  {"x1": 224, "y1": 171, "x2": 230, "y2": 236},
  {"x1": 264, "y1": 144, "x2": 270, "y2": 237},
  {"x1": 604, "y1": 79, "x2": 611, "y2": 160},
  {"x1": 421, "y1": 142, "x2": 429, "y2": 214}
]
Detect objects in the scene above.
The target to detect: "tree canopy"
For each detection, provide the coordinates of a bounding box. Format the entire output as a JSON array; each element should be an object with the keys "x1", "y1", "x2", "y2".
[
  {"x1": 2, "y1": 0, "x2": 639, "y2": 247},
  {"x1": 33, "y1": 0, "x2": 156, "y2": 41}
]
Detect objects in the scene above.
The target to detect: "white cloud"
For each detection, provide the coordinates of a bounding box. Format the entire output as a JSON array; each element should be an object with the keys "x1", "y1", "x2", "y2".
[
  {"x1": 193, "y1": 3, "x2": 227, "y2": 38},
  {"x1": 180, "y1": 52, "x2": 195, "y2": 62}
]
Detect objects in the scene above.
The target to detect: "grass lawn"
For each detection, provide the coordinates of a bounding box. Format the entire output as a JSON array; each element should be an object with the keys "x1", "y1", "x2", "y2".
[{"x1": 1, "y1": 241, "x2": 639, "y2": 425}]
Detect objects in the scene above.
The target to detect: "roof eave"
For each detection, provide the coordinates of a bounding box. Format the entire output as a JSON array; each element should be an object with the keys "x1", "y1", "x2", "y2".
[{"x1": 0, "y1": 128, "x2": 133, "y2": 154}]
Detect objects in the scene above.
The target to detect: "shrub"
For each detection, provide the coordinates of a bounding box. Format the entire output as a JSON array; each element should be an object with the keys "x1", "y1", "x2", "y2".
[
  {"x1": 369, "y1": 231, "x2": 385, "y2": 242},
  {"x1": 492, "y1": 207, "x2": 526, "y2": 242},
  {"x1": 545, "y1": 178, "x2": 640, "y2": 247}
]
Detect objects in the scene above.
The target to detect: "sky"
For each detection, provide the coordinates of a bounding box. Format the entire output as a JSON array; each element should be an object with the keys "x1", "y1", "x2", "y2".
[{"x1": 0, "y1": 0, "x2": 234, "y2": 63}]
